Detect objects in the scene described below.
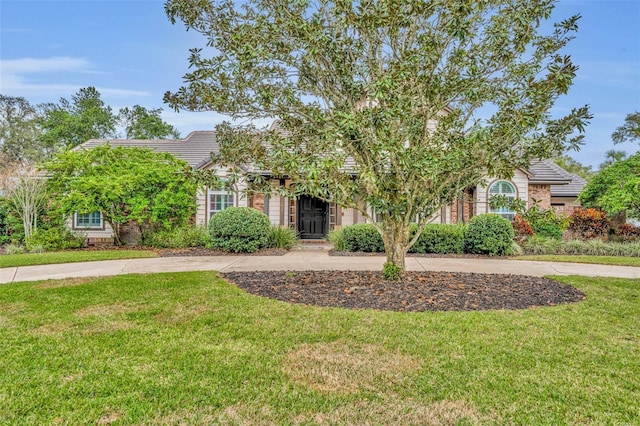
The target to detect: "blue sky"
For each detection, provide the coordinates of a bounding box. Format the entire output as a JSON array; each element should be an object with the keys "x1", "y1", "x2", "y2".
[{"x1": 1, "y1": 0, "x2": 638, "y2": 168}]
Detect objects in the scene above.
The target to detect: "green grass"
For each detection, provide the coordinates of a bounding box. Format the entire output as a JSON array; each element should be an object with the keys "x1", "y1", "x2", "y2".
[
  {"x1": 514, "y1": 254, "x2": 640, "y2": 267},
  {"x1": 0, "y1": 272, "x2": 638, "y2": 424},
  {"x1": 0, "y1": 250, "x2": 158, "y2": 268}
]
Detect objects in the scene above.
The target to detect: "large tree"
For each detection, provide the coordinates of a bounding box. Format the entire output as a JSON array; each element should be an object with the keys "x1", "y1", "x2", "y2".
[
  {"x1": 165, "y1": 0, "x2": 590, "y2": 276},
  {"x1": 611, "y1": 111, "x2": 640, "y2": 146},
  {"x1": 0, "y1": 95, "x2": 47, "y2": 163},
  {"x1": 44, "y1": 145, "x2": 201, "y2": 245},
  {"x1": 579, "y1": 152, "x2": 639, "y2": 219},
  {"x1": 117, "y1": 105, "x2": 181, "y2": 139},
  {"x1": 40, "y1": 87, "x2": 117, "y2": 150},
  {"x1": 554, "y1": 154, "x2": 593, "y2": 181}
]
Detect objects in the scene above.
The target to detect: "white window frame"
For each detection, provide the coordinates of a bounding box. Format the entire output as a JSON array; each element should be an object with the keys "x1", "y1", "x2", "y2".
[
  {"x1": 208, "y1": 185, "x2": 234, "y2": 219},
  {"x1": 488, "y1": 180, "x2": 517, "y2": 220},
  {"x1": 74, "y1": 211, "x2": 103, "y2": 229}
]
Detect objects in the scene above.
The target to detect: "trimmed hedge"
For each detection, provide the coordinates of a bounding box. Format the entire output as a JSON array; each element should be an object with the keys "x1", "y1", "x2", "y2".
[
  {"x1": 336, "y1": 223, "x2": 466, "y2": 254},
  {"x1": 464, "y1": 214, "x2": 514, "y2": 256},
  {"x1": 209, "y1": 207, "x2": 271, "y2": 253},
  {"x1": 342, "y1": 224, "x2": 384, "y2": 252},
  {"x1": 410, "y1": 223, "x2": 466, "y2": 254}
]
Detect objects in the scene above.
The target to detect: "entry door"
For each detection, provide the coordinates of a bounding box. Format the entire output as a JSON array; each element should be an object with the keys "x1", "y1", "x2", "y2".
[{"x1": 298, "y1": 195, "x2": 328, "y2": 239}]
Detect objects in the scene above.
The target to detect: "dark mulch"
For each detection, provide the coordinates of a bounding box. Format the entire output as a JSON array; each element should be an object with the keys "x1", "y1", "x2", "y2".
[{"x1": 221, "y1": 270, "x2": 585, "y2": 312}]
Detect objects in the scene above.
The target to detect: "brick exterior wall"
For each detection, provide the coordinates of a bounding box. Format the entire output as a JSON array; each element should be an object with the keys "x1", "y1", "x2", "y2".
[
  {"x1": 251, "y1": 194, "x2": 265, "y2": 212},
  {"x1": 449, "y1": 189, "x2": 474, "y2": 224},
  {"x1": 528, "y1": 184, "x2": 551, "y2": 210}
]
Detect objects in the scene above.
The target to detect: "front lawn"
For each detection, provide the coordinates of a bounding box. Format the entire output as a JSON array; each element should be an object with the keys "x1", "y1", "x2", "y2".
[
  {"x1": 1, "y1": 272, "x2": 638, "y2": 424},
  {"x1": 514, "y1": 254, "x2": 640, "y2": 267},
  {"x1": 0, "y1": 249, "x2": 158, "y2": 268}
]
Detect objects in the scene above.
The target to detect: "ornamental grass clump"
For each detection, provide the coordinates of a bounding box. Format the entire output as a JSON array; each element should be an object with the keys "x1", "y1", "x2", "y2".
[
  {"x1": 209, "y1": 207, "x2": 271, "y2": 253},
  {"x1": 266, "y1": 226, "x2": 298, "y2": 249}
]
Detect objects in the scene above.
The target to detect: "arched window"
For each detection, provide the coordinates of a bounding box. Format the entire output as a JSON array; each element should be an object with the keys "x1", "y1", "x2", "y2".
[{"x1": 489, "y1": 180, "x2": 517, "y2": 220}]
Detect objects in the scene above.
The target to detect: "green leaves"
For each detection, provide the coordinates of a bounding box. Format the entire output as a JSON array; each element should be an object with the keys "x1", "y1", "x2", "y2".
[
  {"x1": 166, "y1": 0, "x2": 591, "y2": 270},
  {"x1": 44, "y1": 145, "x2": 199, "y2": 245},
  {"x1": 579, "y1": 153, "x2": 640, "y2": 219}
]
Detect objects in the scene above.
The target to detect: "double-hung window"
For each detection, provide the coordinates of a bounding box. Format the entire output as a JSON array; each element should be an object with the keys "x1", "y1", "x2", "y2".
[
  {"x1": 208, "y1": 185, "x2": 234, "y2": 218},
  {"x1": 75, "y1": 211, "x2": 103, "y2": 229}
]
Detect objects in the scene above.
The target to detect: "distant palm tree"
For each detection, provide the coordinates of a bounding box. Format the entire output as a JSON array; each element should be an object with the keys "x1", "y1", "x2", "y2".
[{"x1": 599, "y1": 149, "x2": 627, "y2": 170}]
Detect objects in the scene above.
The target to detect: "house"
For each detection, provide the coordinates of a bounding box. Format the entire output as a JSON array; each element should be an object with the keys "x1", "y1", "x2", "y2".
[{"x1": 73, "y1": 131, "x2": 586, "y2": 242}]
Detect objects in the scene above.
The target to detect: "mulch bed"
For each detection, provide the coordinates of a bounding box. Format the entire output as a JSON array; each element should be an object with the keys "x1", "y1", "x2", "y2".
[{"x1": 221, "y1": 270, "x2": 585, "y2": 312}]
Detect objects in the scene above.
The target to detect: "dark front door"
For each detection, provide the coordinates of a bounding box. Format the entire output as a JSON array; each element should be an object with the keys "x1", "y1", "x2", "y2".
[{"x1": 298, "y1": 195, "x2": 328, "y2": 239}]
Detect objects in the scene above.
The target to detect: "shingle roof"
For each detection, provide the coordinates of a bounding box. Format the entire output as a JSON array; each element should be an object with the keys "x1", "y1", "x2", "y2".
[
  {"x1": 527, "y1": 159, "x2": 572, "y2": 184},
  {"x1": 77, "y1": 131, "x2": 219, "y2": 168},
  {"x1": 76, "y1": 131, "x2": 587, "y2": 197},
  {"x1": 551, "y1": 172, "x2": 587, "y2": 197},
  {"x1": 527, "y1": 159, "x2": 587, "y2": 197}
]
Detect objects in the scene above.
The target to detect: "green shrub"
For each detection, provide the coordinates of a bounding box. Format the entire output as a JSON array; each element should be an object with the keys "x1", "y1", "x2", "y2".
[
  {"x1": 382, "y1": 262, "x2": 402, "y2": 280},
  {"x1": 266, "y1": 226, "x2": 298, "y2": 249},
  {"x1": 342, "y1": 224, "x2": 384, "y2": 252},
  {"x1": 328, "y1": 228, "x2": 346, "y2": 251},
  {"x1": 209, "y1": 207, "x2": 271, "y2": 253},
  {"x1": 464, "y1": 214, "x2": 514, "y2": 256},
  {"x1": 410, "y1": 223, "x2": 466, "y2": 254},
  {"x1": 25, "y1": 227, "x2": 85, "y2": 251},
  {"x1": 531, "y1": 219, "x2": 563, "y2": 239},
  {"x1": 147, "y1": 225, "x2": 210, "y2": 248}
]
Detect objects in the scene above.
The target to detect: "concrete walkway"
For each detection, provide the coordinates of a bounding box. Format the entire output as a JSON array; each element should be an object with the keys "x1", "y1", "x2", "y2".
[{"x1": 1, "y1": 249, "x2": 638, "y2": 284}]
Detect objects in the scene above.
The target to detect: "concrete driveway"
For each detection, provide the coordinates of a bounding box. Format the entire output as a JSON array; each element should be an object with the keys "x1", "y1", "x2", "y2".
[{"x1": 2, "y1": 250, "x2": 638, "y2": 284}]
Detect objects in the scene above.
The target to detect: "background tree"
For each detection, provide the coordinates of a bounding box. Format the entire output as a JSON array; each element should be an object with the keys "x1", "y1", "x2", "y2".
[
  {"x1": 554, "y1": 154, "x2": 593, "y2": 180},
  {"x1": 117, "y1": 105, "x2": 181, "y2": 139},
  {"x1": 579, "y1": 152, "x2": 639, "y2": 219},
  {"x1": 0, "y1": 95, "x2": 47, "y2": 163},
  {"x1": 44, "y1": 145, "x2": 200, "y2": 245},
  {"x1": 599, "y1": 149, "x2": 627, "y2": 170},
  {"x1": 165, "y1": 0, "x2": 590, "y2": 276},
  {"x1": 611, "y1": 111, "x2": 640, "y2": 146},
  {"x1": 0, "y1": 158, "x2": 48, "y2": 239},
  {"x1": 40, "y1": 87, "x2": 117, "y2": 150}
]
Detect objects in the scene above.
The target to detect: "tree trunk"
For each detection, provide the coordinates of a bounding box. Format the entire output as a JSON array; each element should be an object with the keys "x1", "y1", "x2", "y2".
[
  {"x1": 381, "y1": 220, "x2": 410, "y2": 277},
  {"x1": 108, "y1": 220, "x2": 123, "y2": 246}
]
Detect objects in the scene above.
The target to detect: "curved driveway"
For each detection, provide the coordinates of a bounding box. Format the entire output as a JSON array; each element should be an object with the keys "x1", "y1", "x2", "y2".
[{"x1": 1, "y1": 250, "x2": 638, "y2": 284}]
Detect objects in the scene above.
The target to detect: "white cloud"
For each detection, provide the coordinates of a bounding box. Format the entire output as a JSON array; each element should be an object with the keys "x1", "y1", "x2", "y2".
[
  {"x1": 1, "y1": 56, "x2": 91, "y2": 74},
  {"x1": 0, "y1": 56, "x2": 149, "y2": 99},
  {"x1": 161, "y1": 110, "x2": 276, "y2": 136}
]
